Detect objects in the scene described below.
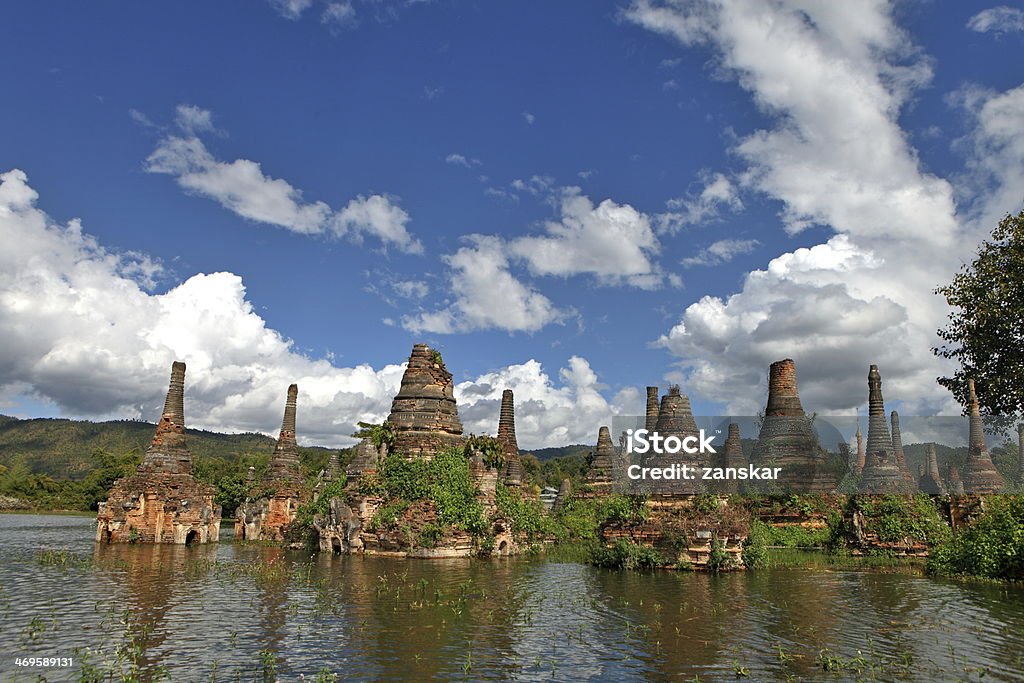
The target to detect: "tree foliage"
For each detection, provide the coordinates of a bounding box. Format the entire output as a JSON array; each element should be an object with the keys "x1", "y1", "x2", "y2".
[{"x1": 934, "y1": 210, "x2": 1024, "y2": 432}]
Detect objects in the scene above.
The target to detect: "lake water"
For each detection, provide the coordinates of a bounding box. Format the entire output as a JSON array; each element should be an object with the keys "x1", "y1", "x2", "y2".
[{"x1": 1, "y1": 514, "x2": 1022, "y2": 682}]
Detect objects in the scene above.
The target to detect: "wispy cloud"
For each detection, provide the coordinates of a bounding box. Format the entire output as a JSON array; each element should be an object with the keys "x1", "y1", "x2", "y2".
[
  {"x1": 268, "y1": 0, "x2": 314, "y2": 20},
  {"x1": 681, "y1": 238, "x2": 760, "y2": 267},
  {"x1": 967, "y1": 6, "x2": 1024, "y2": 34},
  {"x1": 402, "y1": 235, "x2": 566, "y2": 334},
  {"x1": 445, "y1": 153, "x2": 481, "y2": 168},
  {"x1": 658, "y1": 171, "x2": 743, "y2": 233},
  {"x1": 145, "y1": 105, "x2": 422, "y2": 253}
]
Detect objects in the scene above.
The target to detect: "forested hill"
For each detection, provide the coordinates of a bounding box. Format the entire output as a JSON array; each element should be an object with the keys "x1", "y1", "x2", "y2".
[
  {"x1": 0, "y1": 414, "x2": 339, "y2": 480},
  {"x1": 528, "y1": 444, "x2": 591, "y2": 462}
]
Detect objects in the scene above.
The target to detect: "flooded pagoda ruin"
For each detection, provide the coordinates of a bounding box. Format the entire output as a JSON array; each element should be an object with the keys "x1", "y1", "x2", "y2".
[
  {"x1": 235, "y1": 384, "x2": 309, "y2": 543},
  {"x1": 96, "y1": 361, "x2": 221, "y2": 544},
  {"x1": 315, "y1": 343, "x2": 528, "y2": 557}
]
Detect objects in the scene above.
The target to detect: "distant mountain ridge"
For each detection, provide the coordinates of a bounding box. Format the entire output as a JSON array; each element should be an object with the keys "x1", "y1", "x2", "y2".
[{"x1": 0, "y1": 414, "x2": 337, "y2": 480}]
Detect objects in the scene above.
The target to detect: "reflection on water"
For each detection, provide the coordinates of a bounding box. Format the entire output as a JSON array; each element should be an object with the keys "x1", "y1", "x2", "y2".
[{"x1": 1, "y1": 514, "x2": 1023, "y2": 681}]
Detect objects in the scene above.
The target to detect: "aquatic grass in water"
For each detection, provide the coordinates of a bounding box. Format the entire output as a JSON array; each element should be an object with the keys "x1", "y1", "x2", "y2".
[{"x1": 4, "y1": 514, "x2": 1024, "y2": 681}]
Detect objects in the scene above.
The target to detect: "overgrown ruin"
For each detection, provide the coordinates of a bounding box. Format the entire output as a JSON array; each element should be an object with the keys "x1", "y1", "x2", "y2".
[
  {"x1": 96, "y1": 361, "x2": 221, "y2": 544},
  {"x1": 315, "y1": 344, "x2": 524, "y2": 558},
  {"x1": 234, "y1": 384, "x2": 309, "y2": 543}
]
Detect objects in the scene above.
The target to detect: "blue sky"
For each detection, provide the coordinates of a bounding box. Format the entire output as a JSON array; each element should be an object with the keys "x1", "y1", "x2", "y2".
[{"x1": 1, "y1": 1, "x2": 1022, "y2": 447}]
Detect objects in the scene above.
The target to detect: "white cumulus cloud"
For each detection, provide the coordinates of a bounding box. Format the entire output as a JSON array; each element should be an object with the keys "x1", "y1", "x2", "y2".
[
  {"x1": 0, "y1": 169, "x2": 627, "y2": 448},
  {"x1": 403, "y1": 235, "x2": 565, "y2": 334},
  {"x1": 626, "y1": 0, "x2": 994, "y2": 416},
  {"x1": 456, "y1": 357, "x2": 643, "y2": 449},
  {"x1": 508, "y1": 188, "x2": 664, "y2": 289}
]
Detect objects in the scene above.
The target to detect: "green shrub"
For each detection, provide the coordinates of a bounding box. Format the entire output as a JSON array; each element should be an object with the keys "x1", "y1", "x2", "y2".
[
  {"x1": 378, "y1": 453, "x2": 430, "y2": 501},
  {"x1": 600, "y1": 494, "x2": 648, "y2": 524},
  {"x1": 853, "y1": 495, "x2": 951, "y2": 545},
  {"x1": 693, "y1": 493, "x2": 719, "y2": 515},
  {"x1": 763, "y1": 524, "x2": 832, "y2": 548},
  {"x1": 351, "y1": 421, "x2": 396, "y2": 451},
  {"x1": 742, "y1": 520, "x2": 770, "y2": 569},
  {"x1": 706, "y1": 536, "x2": 734, "y2": 573},
  {"x1": 427, "y1": 448, "x2": 486, "y2": 534},
  {"x1": 466, "y1": 434, "x2": 505, "y2": 471},
  {"x1": 495, "y1": 482, "x2": 548, "y2": 537},
  {"x1": 928, "y1": 496, "x2": 1024, "y2": 580},
  {"x1": 591, "y1": 539, "x2": 665, "y2": 570},
  {"x1": 369, "y1": 501, "x2": 409, "y2": 531}
]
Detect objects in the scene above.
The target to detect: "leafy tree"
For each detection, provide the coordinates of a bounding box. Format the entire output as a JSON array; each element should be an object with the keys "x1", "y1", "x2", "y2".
[{"x1": 934, "y1": 210, "x2": 1024, "y2": 432}]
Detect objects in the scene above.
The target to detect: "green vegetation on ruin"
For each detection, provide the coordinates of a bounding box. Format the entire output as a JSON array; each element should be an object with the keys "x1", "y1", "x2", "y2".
[{"x1": 928, "y1": 495, "x2": 1024, "y2": 581}]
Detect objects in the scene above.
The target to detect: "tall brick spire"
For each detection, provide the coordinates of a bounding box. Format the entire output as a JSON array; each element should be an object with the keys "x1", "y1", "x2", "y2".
[
  {"x1": 152, "y1": 361, "x2": 186, "y2": 447},
  {"x1": 497, "y1": 389, "x2": 518, "y2": 452},
  {"x1": 139, "y1": 361, "x2": 192, "y2": 475},
  {"x1": 585, "y1": 426, "x2": 616, "y2": 490},
  {"x1": 919, "y1": 443, "x2": 946, "y2": 495},
  {"x1": 498, "y1": 389, "x2": 523, "y2": 486},
  {"x1": 860, "y1": 365, "x2": 913, "y2": 492},
  {"x1": 268, "y1": 384, "x2": 302, "y2": 483},
  {"x1": 855, "y1": 417, "x2": 865, "y2": 473},
  {"x1": 654, "y1": 386, "x2": 699, "y2": 439},
  {"x1": 865, "y1": 365, "x2": 893, "y2": 459},
  {"x1": 890, "y1": 411, "x2": 915, "y2": 484},
  {"x1": 961, "y1": 379, "x2": 1004, "y2": 493},
  {"x1": 645, "y1": 386, "x2": 660, "y2": 433},
  {"x1": 97, "y1": 360, "x2": 221, "y2": 543}
]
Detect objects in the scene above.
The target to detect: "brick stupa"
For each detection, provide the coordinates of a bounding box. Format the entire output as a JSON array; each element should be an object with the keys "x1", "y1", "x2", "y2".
[
  {"x1": 387, "y1": 344, "x2": 465, "y2": 458},
  {"x1": 96, "y1": 362, "x2": 221, "y2": 544},
  {"x1": 497, "y1": 389, "x2": 523, "y2": 486},
  {"x1": 235, "y1": 384, "x2": 309, "y2": 542},
  {"x1": 859, "y1": 365, "x2": 915, "y2": 493},
  {"x1": 961, "y1": 379, "x2": 1005, "y2": 494},
  {"x1": 751, "y1": 359, "x2": 833, "y2": 492},
  {"x1": 720, "y1": 423, "x2": 747, "y2": 493},
  {"x1": 890, "y1": 411, "x2": 917, "y2": 486},
  {"x1": 585, "y1": 426, "x2": 617, "y2": 492},
  {"x1": 918, "y1": 443, "x2": 946, "y2": 495}
]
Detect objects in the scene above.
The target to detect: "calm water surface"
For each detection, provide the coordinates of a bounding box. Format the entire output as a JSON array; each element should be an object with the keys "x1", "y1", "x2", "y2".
[{"x1": 1, "y1": 514, "x2": 1022, "y2": 682}]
